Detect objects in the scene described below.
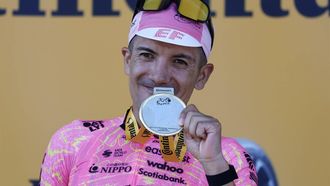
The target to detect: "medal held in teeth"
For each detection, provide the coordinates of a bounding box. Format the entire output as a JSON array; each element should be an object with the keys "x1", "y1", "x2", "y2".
[
  {"x1": 139, "y1": 87, "x2": 185, "y2": 136},
  {"x1": 137, "y1": 87, "x2": 187, "y2": 162}
]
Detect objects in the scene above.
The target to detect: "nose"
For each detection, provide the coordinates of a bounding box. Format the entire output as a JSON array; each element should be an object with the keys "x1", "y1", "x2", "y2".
[{"x1": 150, "y1": 58, "x2": 171, "y2": 85}]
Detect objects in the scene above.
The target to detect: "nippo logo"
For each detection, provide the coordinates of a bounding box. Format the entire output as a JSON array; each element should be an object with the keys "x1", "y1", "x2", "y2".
[{"x1": 89, "y1": 163, "x2": 132, "y2": 174}]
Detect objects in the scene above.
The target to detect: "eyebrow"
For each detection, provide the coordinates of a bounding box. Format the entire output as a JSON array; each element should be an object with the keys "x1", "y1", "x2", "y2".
[
  {"x1": 172, "y1": 53, "x2": 194, "y2": 62},
  {"x1": 136, "y1": 46, "x2": 157, "y2": 55},
  {"x1": 135, "y1": 46, "x2": 196, "y2": 63}
]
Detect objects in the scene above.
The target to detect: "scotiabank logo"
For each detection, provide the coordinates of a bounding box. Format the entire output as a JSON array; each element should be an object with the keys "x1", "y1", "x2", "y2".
[
  {"x1": 147, "y1": 160, "x2": 184, "y2": 174},
  {"x1": 145, "y1": 146, "x2": 191, "y2": 163},
  {"x1": 89, "y1": 163, "x2": 132, "y2": 174},
  {"x1": 138, "y1": 168, "x2": 186, "y2": 185}
]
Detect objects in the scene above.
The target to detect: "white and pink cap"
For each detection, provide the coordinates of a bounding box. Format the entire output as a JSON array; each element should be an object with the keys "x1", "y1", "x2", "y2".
[{"x1": 128, "y1": 3, "x2": 212, "y2": 57}]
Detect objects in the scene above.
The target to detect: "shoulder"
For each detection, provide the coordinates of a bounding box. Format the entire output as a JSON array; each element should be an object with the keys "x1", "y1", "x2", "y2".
[
  {"x1": 40, "y1": 117, "x2": 124, "y2": 185},
  {"x1": 47, "y1": 117, "x2": 124, "y2": 151}
]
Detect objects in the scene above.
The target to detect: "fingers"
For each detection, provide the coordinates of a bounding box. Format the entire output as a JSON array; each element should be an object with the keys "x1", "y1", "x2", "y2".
[
  {"x1": 179, "y1": 104, "x2": 221, "y2": 139},
  {"x1": 179, "y1": 104, "x2": 198, "y2": 125}
]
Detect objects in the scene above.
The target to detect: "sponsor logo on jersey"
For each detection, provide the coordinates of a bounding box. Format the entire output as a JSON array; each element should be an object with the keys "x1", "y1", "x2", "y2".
[
  {"x1": 145, "y1": 146, "x2": 191, "y2": 163},
  {"x1": 114, "y1": 148, "x2": 127, "y2": 157},
  {"x1": 126, "y1": 118, "x2": 137, "y2": 138},
  {"x1": 243, "y1": 151, "x2": 256, "y2": 171},
  {"x1": 160, "y1": 137, "x2": 173, "y2": 155},
  {"x1": 175, "y1": 130, "x2": 185, "y2": 158},
  {"x1": 102, "y1": 148, "x2": 127, "y2": 158},
  {"x1": 147, "y1": 160, "x2": 184, "y2": 174},
  {"x1": 102, "y1": 150, "x2": 113, "y2": 157},
  {"x1": 250, "y1": 171, "x2": 258, "y2": 185},
  {"x1": 89, "y1": 163, "x2": 132, "y2": 174},
  {"x1": 83, "y1": 121, "x2": 104, "y2": 132},
  {"x1": 243, "y1": 151, "x2": 258, "y2": 184},
  {"x1": 138, "y1": 168, "x2": 186, "y2": 185}
]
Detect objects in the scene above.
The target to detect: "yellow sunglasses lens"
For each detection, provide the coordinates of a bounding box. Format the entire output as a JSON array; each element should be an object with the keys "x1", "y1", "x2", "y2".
[
  {"x1": 142, "y1": 0, "x2": 209, "y2": 21},
  {"x1": 143, "y1": 0, "x2": 163, "y2": 10},
  {"x1": 178, "y1": 0, "x2": 209, "y2": 21}
]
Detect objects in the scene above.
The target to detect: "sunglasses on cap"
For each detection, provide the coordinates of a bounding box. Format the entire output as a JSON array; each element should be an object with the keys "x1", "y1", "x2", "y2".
[
  {"x1": 132, "y1": 0, "x2": 214, "y2": 47},
  {"x1": 134, "y1": 0, "x2": 210, "y2": 22}
]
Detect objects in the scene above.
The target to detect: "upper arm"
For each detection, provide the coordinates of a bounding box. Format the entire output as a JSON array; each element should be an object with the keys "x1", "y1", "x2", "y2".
[{"x1": 39, "y1": 120, "x2": 91, "y2": 186}]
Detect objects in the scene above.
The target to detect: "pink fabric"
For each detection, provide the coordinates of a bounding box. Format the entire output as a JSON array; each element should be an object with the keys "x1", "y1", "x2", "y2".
[
  {"x1": 128, "y1": 3, "x2": 212, "y2": 57},
  {"x1": 40, "y1": 118, "x2": 257, "y2": 186}
]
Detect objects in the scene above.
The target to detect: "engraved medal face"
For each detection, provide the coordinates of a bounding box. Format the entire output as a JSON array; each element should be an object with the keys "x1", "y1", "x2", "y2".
[{"x1": 139, "y1": 93, "x2": 186, "y2": 136}]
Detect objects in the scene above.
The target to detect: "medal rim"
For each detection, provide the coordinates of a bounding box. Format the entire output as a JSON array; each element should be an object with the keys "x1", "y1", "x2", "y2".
[{"x1": 139, "y1": 93, "x2": 186, "y2": 136}]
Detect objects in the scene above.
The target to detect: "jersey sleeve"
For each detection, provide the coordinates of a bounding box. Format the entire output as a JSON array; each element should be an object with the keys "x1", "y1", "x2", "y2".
[
  {"x1": 39, "y1": 120, "x2": 91, "y2": 186},
  {"x1": 222, "y1": 137, "x2": 258, "y2": 186}
]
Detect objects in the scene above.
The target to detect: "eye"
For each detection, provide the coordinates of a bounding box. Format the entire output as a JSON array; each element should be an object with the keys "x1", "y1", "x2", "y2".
[
  {"x1": 139, "y1": 52, "x2": 154, "y2": 61},
  {"x1": 173, "y1": 59, "x2": 188, "y2": 67}
]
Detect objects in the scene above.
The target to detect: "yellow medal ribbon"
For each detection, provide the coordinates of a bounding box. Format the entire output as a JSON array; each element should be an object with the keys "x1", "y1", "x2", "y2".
[
  {"x1": 159, "y1": 130, "x2": 187, "y2": 162},
  {"x1": 124, "y1": 107, "x2": 152, "y2": 144},
  {"x1": 124, "y1": 107, "x2": 187, "y2": 162}
]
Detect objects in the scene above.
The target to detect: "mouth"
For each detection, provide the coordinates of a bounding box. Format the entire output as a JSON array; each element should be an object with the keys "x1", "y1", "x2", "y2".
[
  {"x1": 142, "y1": 84, "x2": 154, "y2": 95},
  {"x1": 138, "y1": 78, "x2": 177, "y2": 97}
]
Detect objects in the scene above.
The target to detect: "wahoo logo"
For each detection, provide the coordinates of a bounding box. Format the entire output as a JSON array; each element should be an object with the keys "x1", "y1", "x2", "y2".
[
  {"x1": 147, "y1": 160, "x2": 184, "y2": 174},
  {"x1": 154, "y1": 29, "x2": 184, "y2": 40}
]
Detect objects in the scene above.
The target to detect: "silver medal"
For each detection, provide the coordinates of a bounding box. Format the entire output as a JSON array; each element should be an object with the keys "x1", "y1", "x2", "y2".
[{"x1": 139, "y1": 87, "x2": 186, "y2": 136}]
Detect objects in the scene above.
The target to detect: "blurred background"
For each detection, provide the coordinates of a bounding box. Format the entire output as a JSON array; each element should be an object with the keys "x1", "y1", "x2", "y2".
[{"x1": 0, "y1": 0, "x2": 329, "y2": 185}]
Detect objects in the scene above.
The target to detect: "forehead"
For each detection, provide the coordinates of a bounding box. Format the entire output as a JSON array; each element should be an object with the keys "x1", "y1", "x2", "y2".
[{"x1": 131, "y1": 36, "x2": 203, "y2": 60}]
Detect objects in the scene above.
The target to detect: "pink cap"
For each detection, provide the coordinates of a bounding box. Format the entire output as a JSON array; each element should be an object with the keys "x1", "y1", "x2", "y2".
[{"x1": 128, "y1": 3, "x2": 212, "y2": 57}]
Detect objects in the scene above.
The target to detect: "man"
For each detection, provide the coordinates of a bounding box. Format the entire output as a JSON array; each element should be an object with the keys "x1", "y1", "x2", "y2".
[{"x1": 40, "y1": 1, "x2": 257, "y2": 185}]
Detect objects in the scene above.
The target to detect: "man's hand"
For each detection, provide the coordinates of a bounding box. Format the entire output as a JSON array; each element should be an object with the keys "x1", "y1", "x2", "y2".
[{"x1": 179, "y1": 104, "x2": 232, "y2": 177}]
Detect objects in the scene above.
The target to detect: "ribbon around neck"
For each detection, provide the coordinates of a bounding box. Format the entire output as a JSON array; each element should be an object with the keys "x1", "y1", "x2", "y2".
[{"x1": 124, "y1": 107, "x2": 187, "y2": 162}]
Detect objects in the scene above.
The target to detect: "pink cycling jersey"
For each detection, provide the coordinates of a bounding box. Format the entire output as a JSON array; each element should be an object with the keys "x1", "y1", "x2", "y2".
[{"x1": 40, "y1": 117, "x2": 257, "y2": 186}]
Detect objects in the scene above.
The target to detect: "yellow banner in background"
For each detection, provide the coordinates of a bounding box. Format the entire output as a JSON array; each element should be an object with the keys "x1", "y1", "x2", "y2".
[
  {"x1": 0, "y1": 0, "x2": 329, "y2": 17},
  {"x1": 0, "y1": 1, "x2": 329, "y2": 186}
]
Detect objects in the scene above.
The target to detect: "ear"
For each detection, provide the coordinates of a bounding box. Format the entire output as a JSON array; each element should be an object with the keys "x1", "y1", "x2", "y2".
[
  {"x1": 194, "y1": 63, "x2": 214, "y2": 90},
  {"x1": 121, "y1": 47, "x2": 131, "y2": 75}
]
